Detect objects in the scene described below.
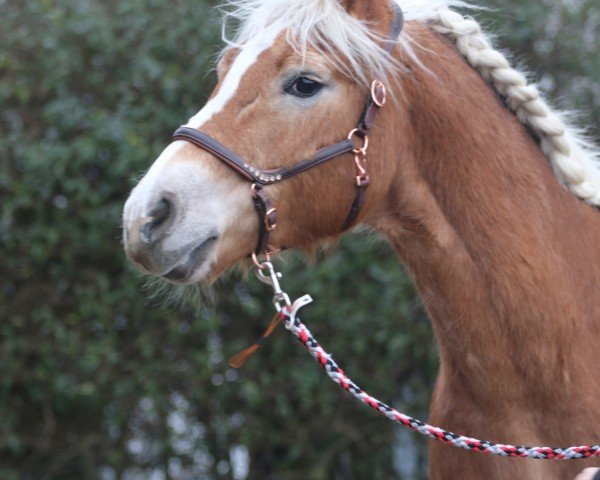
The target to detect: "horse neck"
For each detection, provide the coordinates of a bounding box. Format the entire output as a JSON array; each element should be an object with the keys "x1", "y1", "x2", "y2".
[{"x1": 372, "y1": 26, "x2": 600, "y2": 406}]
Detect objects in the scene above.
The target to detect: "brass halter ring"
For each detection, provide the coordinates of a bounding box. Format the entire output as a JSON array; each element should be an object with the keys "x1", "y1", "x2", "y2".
[
  {"x1": 370, "y1": 79, "x2": 387, "y2": 107},
  {"x1": 252, "y1": 252, "x2": 270, "y2": 269},
  {"x1": 251, "y1": 245, "x2": 281, "y2": 270},
  {"x1": 264, "y1": 208, "x2": 277, "y2": 232}
]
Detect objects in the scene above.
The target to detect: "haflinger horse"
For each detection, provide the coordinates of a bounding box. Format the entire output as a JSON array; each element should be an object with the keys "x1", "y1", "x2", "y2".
[{"x1": 122, "y1": 0, "x2": 600, "y2": 477}]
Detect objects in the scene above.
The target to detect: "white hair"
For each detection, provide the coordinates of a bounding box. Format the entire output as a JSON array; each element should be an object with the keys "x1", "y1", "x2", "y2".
[
  {"x1": 220, "y1": 0, "x2": 398, "y2": 87},
  {"x1": 219, "y1": 0, "x2": 600, "y2": 206}
]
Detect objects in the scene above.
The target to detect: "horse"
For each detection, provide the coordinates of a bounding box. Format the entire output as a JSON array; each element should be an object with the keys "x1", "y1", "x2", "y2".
[{"x1": 122, "y1": 0, "x2": 600, "y2": 478}]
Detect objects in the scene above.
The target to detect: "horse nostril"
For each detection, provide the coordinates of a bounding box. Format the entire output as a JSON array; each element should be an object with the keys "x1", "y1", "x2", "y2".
[
  {"x1": 150, "y1": 198, "x2": 171, "y2": 227},
  {"x1": 140, "y1": 198, "x2": 173, "y2": 245}
]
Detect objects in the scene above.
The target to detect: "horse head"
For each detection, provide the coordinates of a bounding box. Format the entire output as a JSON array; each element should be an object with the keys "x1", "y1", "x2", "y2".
[{"x1": 123, "y1": 0, "x2": 406, "y2": 284}]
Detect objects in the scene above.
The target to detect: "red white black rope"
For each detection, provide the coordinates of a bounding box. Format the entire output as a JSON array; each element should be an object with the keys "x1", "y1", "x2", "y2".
[{"x1": 280, "y1": 295, "x2": 600, "y2": 460}]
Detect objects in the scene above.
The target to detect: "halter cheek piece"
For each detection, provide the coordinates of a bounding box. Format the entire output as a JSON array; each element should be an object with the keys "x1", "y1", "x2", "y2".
[{"x1": 173, "y1": 5, "x2": 404, "y2": 261}]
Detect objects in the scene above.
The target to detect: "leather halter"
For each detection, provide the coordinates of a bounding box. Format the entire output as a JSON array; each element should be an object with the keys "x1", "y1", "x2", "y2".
[{"x1": 173, "y1": 5, "x2": 404, "y2": 258}]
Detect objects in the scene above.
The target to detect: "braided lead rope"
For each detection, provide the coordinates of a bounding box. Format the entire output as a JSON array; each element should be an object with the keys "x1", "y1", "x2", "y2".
[{"x1": 280, "y1": 296, "x2": 600, "y2": 460}]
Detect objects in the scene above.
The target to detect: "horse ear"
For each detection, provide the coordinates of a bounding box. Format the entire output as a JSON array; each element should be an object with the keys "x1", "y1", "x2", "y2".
[
  {"x1": 338, "y1": 0, "x2": 392, "y2": 26},
  {"x1": 337, "y1": 0, "x2": 356, "y2": 9}
]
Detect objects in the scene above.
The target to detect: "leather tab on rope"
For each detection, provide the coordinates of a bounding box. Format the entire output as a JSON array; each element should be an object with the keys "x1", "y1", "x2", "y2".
[{"x1": 229, "y1": 312, "x2": 285, "y2": 368}]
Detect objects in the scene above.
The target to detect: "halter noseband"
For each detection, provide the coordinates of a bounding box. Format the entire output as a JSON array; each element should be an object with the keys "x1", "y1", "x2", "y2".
[{"x1": 173, "y1": 5, "x2": 404, "y2": 261}]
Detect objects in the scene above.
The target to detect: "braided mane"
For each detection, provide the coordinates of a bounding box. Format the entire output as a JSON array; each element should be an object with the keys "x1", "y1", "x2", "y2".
[
  {"x1": 425, "y1": 5, "x2": 600, "y2": 206},
  {"x1": 220, "y1": 0, "x2": 600, "y2": 206}
]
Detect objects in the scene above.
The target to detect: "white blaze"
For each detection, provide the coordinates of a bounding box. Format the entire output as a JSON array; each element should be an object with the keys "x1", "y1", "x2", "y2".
[
  {"x1": 186, "y1": 27, "x2": 282, "y2": 128},
  {"x1": 124, "y1": 26, "x2": 281, "y2": 221},
  {"x1": 122, "y1": 25, "x2": 282, "y2": 282}
]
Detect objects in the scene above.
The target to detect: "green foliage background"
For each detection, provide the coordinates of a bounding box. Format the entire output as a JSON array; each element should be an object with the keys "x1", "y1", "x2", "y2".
[{"x1": 1, "y1": 0, "x2": 598, "y2": 478}]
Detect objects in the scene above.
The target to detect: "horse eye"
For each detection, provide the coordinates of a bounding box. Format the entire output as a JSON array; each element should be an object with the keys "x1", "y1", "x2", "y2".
[{"x1": 285, "y1": 76, "x2": 323, "y2": 98}]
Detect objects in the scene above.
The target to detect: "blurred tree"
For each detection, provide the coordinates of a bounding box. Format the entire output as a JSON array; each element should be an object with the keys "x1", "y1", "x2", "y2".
[{"x1": 0, "y1": 0, "x2": 597, "y2": 479}]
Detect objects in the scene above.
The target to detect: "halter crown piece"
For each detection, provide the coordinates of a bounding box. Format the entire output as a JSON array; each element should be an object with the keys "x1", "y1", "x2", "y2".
[{"x1": 173, "y1": 4, "x2": 404, "y2": 261}]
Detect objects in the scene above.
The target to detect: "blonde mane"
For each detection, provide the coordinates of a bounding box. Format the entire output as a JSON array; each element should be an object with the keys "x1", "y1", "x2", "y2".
[{"x1": 219, "y1": 0, "x2": 600, "y2": 206}]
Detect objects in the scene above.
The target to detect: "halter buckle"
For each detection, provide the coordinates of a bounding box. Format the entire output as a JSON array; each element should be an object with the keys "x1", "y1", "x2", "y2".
[
  {"x1": 356, "y1": 175, "x2": 370, "y2": 188},
  {"x1": 353, "y1": 150, "x2": 369, "y2": 188}
]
